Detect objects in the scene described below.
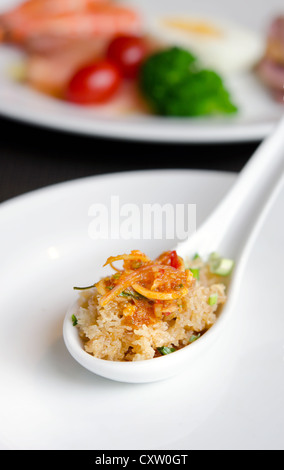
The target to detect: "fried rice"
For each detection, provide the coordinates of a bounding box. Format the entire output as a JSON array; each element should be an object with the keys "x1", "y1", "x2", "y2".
[{"x1": 72, "y1": 250, "x2": 231, "y2": 361}]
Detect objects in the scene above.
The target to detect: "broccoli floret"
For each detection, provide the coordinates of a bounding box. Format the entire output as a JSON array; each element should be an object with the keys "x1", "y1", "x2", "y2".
[{"x1": 139, "y1": 47, "x2": 238, "y2": 117}]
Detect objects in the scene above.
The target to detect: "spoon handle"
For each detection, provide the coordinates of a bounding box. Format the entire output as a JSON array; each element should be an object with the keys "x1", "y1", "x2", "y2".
[{"x1": 177, "y1": 115, "x2": 284, "y2": 259}]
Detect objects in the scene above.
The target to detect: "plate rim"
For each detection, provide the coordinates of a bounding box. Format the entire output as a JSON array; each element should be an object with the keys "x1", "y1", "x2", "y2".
[
  {"x1": 0, "y1": 106, "x2": 275, "y2": 143},
  {"x1": 0, "y1": 168, "x2": 237, "y2": 213}
]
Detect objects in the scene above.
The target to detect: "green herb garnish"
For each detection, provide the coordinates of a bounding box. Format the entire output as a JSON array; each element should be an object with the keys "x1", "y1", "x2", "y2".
[
  {"x1": 189, "y1": 333, "x2": 201, "y2": 343},
  {"x1": 157, "y1": 346, "x2": 176, "y2": 355},
  {"x1": 112, "y1": 273, "x2": 121, "y2": 280},
  {"x1": 208, "y1": 293, "x2": 218, "y2": 306},
  {"x1": 209, "y1": 253, "x2": 234, "y2": 276},
  {"x1": 120, "y1": 289, "x2": 143, "y2": 300},
  {"x1": 190, "y1": 268, "x2": 200, "y2": 280},
  {"x1": 71, "y1": 314, "x2": 78, "y2": 326},
  {"x1": 132, "y1": 261, "x2": 142, "y2": 269},
  {"x1": 73, "y1": 284, "x2": 95, "y2": 291}
]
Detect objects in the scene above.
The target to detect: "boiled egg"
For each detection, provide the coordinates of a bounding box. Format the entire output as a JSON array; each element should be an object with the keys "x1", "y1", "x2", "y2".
[{"x1": 148, "y1": 15, "x2": 264, "y2": 75}]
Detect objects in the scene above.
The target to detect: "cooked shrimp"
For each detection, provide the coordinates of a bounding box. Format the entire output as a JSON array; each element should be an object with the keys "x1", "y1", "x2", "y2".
[
  {"x1": 1, "y1": 0, "x2": 109, "y2": 21},
  {"x1": 17, "y1": 7, "x2": 140, "y2": 41},
  {"x1": 0, "y1": 2, "x2": 141, "y2": 47},
  {"x1": 0, "y1": 0, "x2": 107, "y2": 42}
]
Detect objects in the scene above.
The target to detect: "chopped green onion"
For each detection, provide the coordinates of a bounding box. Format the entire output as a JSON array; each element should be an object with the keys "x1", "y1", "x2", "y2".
[
  {"x1": 71, "y1": 314, "x2": 78, "y2": 326},
  {"x1": 157, "y1": 346, "x2": 176, "y2": 355},
  {"x1": 209, "y1": 253, "x2": 234, "y2": 276},
  {"x1": 190, "y1": 268, "x2": 200, "y2": 280},
  {"x1": 208, "y1": 293, "x2": 218, "y2": 306},
  {"x1": 193, "y1": 253, "x2": 200, "y2": 260},
  {"x1": 211, "y1": 259, "x2": 234, "y2": 276},
  {"x1": 189, "y1": 333, "x2": 201, "y2": 343},
  {"x1": 209, "y1": 252, "x2": 220, "y2": 261}
]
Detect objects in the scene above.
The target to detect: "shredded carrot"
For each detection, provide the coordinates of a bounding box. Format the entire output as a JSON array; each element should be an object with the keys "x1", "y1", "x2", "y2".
[
  {"x1": 99, "y1": 251, "x2": 195, "y2": 307},
  {"x1": 103, "y1": 252, "x2": 152, "y2": 269},
  {"x1": 131, "y1": 283, "x2": 189, "y2": 300},
  {"x1": 99, "y1": 265, "x2": 160, "y2": 306},
  {"x1": 109, "y1": 262, "x2": 123, "y2": 272}
]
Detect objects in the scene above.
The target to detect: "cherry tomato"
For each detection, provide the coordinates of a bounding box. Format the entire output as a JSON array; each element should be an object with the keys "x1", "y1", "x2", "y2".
[
  {"x1": 170, "y1": 251, "x2": 180, "y2": 269},
  {"x1": 66, "y1": 60, "x2": 121, "y2": 104},
  {"x1": 106, "y1": 35, "x2": 147, "y2": 79}
]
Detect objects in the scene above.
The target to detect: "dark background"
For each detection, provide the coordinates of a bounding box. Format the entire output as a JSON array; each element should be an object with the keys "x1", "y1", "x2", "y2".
[{"x1": 0, "y1": 115, "x2": 260, "y2": 203}]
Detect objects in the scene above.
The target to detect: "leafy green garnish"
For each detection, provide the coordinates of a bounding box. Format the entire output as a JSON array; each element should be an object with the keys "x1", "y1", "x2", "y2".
[
  {"x1": 139, "y1": 47, "x2": 237, "y2": 117},
  {"x1": 71, "y1": 314, "x2": 78, "y2": 326},
  {"x1": 189, "y1": 333, "x2": 201, "y2": 343},
  {"x1": 157, "y1": 346, "x2": 176, "y2": 355}
]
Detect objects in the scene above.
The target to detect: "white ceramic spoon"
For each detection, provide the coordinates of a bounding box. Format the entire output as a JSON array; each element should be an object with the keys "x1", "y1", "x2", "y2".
[{"x1": 63, "y1": 115, "x2": 284, "y2": 383}]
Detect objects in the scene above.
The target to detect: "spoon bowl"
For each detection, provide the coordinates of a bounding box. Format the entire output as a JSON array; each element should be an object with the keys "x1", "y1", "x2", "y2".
[
  {"x1": 63, "y1": 115, "x2": 284, "y2": 383},
  {"x1": 63, "y1": 296, "x2": 227, "y2": 383}
]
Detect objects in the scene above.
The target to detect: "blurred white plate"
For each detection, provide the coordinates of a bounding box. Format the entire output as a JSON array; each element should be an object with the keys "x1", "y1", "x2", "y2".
[
  {"x1": 0, "y1": 0, "x2": 283, "y2": 142},
  {"x1": 0, "y1": 169, "x2": 283, "y2": 450}
]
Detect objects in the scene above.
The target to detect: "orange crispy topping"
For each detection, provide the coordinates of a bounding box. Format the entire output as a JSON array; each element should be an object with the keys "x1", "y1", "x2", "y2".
[{"x1": 99, "y1": 250, "x2": 194, "y2": 307}]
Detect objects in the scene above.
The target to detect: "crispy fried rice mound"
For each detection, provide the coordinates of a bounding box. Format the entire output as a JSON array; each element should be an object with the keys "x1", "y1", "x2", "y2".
[{"x1": 74, "y1": 250, "x2": 229, "y2": 361}]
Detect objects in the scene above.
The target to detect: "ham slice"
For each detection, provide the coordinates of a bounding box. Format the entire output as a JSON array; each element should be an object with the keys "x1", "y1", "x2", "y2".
[
  {"x1": 257, "y1": 16, "x2": 284, "y2": 102},
  {"x1": 26, "y1": 38, "x2": 106, "y2": 96},
  {"x1": 265, "y1": 16, "x2": 284, "y2": 65},
  {"x1": 257, "y1": 58, "x2": 284, "y2": 92}
]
